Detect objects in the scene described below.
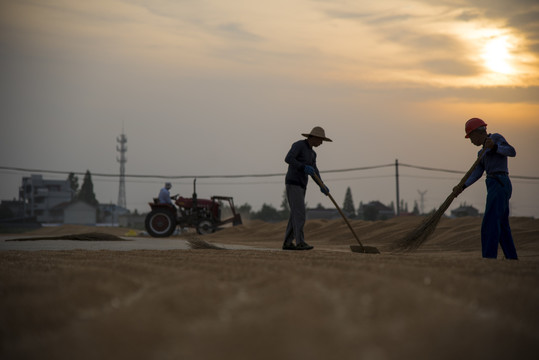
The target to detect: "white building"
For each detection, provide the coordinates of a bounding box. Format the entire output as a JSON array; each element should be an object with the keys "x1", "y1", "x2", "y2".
[
  {"x1": 19, "y1": 174, "x2": 74, "y2": 223},
  {"x1": 63, "y1": 201, "x2": 97, "y2": 225}
]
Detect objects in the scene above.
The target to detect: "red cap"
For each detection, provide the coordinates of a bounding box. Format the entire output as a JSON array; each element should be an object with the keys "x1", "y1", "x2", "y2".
[{"x1": 465, "y1": 118, "x2": 487, "y2": 138}]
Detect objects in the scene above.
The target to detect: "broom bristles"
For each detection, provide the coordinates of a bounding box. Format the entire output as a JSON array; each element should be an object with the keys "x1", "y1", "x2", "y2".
[
  {"x1": 187, "y1": 237, "x2": 226, "y2": 250},
  {"x1": 392, "y1": 192, "x2": 456, "y2": 252},
  {"x1": 392, "y1": 210, "x2": 444, "y2": 252},
  {"x1": 394, "y1": 148, "x2": 487, "y2": 252}
]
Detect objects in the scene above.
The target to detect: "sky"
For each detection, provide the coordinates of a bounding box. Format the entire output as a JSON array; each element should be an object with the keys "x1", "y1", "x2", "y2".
[{"x1": 1, "y1": 0, "x2": 538, "y2": 219}]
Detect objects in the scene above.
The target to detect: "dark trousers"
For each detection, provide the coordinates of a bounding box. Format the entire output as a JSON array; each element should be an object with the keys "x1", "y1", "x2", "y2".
[
  {"x1": 284, "y1": 184, "x2": 306, "y2": 245},
  {"x1": 481, "y1": 175, "x2": 518, "y2": 259}
]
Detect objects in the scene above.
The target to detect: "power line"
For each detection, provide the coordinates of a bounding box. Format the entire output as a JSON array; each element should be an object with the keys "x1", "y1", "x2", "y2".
[
  {"x1": 0, "y1": 163, "x2": 538, "y2": 180},
  {"x1": 399, "y1": 163, "x2": 463, "y2": 174},
  {"x1": 399, "y1": 163, "x2": 538, "y2": 180},
  {"x1": 0, "y1": 164, "x2": 393, "y2": 179}
]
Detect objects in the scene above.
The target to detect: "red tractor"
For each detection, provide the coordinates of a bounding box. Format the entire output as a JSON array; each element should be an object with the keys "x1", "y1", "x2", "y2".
[{"x1": 145, "y1": 179, "x2": 242, "y2": 237}]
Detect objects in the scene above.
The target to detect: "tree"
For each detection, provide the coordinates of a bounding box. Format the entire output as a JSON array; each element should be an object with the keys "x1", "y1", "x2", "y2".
[
  {"x1": 252, "y1": 203, "x2": 282, "y2": 222},
  {"x1": 400, "y1": 200, "x2": 409, "y2": 214},
  {"x1": 237, "y1": 203, "x2": 253, "y2": 218},
  {"x1": 78, "y1": 170, "x2": 98, "y2": 206},
  {"x1": 67, "y1": 172, "x2": 79, "y2": 199},
  {"x1": 0, "y1": 204, "x2": 14, "y2": 219},
  {"x1": 342, "y1": 187, "x2": 355, "y2": 217},
  {"x1": 412, "y1": 201, "x2": 420, "y2": 216}
]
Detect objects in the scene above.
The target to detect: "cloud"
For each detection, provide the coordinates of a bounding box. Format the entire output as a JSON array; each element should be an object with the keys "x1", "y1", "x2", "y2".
[
  {"x1": 215, "y1": 22, "x2": 263, "y2": 42},
  {"x1": 508, "y1": 10, "x2": 539, "y2": 41},
  {"x1": 421, "y1": 59, "x2": 481, "y2": 76},
  {"x1": 384, "y1": 84, "x2": 539, "y2": 103},
  {"x1": 450, "y1": 0, "x2": 539, "y2": 47},
  {"x1": 322, "y1": 9, "x2": 368, "y2": 20},
  {"x1": 387, "y1": 31, "x2": 462, "y2": 52},
  {"x1": 455, "y1": 10, "x2": 481, "y2": 22},
  {"x1": 465, "y1": 0, "x2": 539, "y2": 16},
  {"x1": 324, "y1": 9, "x2": 413, "y2": 25},
  {"x1": 376, "y1": 30, "x2": 481, "y2": 76}
]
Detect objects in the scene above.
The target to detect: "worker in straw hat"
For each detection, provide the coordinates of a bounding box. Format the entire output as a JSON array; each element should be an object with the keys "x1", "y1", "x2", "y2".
[
  {"x1": 282, "y1": 126, "x2": 332, "y2": 251},
  {"x1": 453, "y1": 118, "x2": 518, "y2": 259}
]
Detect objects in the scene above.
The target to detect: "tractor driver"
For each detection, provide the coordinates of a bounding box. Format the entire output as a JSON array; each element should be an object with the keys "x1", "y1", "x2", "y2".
[{"x1": 158, "y1": 182, "x2": 175, "y2": 206}]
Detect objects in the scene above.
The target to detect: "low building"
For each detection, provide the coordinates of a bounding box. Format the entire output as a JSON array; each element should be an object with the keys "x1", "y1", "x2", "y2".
[
  {"x1": 0, "y1": 199, "x2": 25, "y2": 219},
  {"x1": 357, "y1": 201, "x2": 396, "y2": 221},
  {"x1": 451, "y1": 204, "x2": 480, "y2": 217},
  {"x1": 306, "y1": 208, "x2": 341, "y2": 220},
  {"x1": 0, "y1": 199, "x2": 41, "y2": 230},
  {"x1": 63, "y1": 201, "x2": 97, "y2": 225}
]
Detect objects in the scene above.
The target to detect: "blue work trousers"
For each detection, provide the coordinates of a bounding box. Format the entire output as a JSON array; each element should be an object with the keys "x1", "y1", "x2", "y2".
[
  {"x1": 284, "y1": 184, "x2": 306, "y2": 246},
  {"x1": 481, "y1": 175, "x2": 518, "y2": 259}
]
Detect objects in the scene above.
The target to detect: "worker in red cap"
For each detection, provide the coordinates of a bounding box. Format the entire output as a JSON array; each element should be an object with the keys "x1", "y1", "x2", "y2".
[{"x1": 454, "y1": 118, "x2": 518, "y2": 259}]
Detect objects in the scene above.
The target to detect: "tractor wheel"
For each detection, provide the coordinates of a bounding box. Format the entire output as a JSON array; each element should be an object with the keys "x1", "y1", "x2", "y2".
[
  {"x1": 145, "y1": 209, "x2": 177, "y2": 237},
  {"x1": 196, "y1": 220, "x2": 215, "y2": 235}
]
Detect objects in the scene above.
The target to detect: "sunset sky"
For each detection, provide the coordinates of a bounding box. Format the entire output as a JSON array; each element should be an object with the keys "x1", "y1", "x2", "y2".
[{"x1": 1, "y1": 0, "x2": 538, "y2": 218}]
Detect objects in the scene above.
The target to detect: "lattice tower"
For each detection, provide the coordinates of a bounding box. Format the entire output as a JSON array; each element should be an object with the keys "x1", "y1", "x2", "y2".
[{"x1": 116, "y1": 132, "x2": 127, "y2": 208}]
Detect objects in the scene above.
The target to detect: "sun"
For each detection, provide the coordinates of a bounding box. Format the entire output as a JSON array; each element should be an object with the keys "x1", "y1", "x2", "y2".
[{"x1": 481, "y1": 36, "x2": 515, "y2": 75}]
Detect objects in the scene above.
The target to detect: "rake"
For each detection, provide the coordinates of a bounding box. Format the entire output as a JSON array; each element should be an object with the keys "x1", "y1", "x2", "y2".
[{"x1": 393, "y1": 147, "x2": 487, "y2": 252}]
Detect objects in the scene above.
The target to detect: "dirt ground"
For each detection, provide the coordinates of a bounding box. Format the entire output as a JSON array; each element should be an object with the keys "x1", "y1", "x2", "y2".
[{"x1": 1, "y1": 217, "x2": 539, "y2": 360}]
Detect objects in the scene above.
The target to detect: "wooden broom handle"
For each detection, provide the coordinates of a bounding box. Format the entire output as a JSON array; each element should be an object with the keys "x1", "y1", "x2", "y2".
[
  {"x1": 312, "y1": 173, "x2": 365, "y2": 249},
  {"x1": 439, "y1": 146, "x2": 488, "y2": 214},
  {"x1": 456, "y1": 147, "x2": 488, "y2": 189}
]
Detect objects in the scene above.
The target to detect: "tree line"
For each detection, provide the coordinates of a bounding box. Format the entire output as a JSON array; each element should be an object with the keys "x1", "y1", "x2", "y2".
[
  {"x1": 68, "y1": 171, "x2": 419, "y2": 222},
  {"x1": 232, "y1": 186, "x2": 420, "y2": 222},
  {"x1": 68, "y1": 171, "x2": 98, "y2": 206}
]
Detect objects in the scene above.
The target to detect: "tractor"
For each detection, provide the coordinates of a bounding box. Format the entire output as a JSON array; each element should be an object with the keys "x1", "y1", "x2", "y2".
[{"x1": 144, "y1": 179, "x2": 243, "y2": 237}]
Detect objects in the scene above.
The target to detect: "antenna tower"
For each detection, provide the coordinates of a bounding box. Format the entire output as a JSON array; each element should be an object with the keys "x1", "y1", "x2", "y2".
[{"x1": 116, "y1": 129, "x2": 127, "y2": 208}]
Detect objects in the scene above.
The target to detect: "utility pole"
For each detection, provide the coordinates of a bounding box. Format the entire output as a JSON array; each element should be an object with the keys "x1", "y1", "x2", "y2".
[
  {"x1": 418, "y1": 190, "x2": 427, "y2": 215},
  {"x1": 116, "y1": 128, "x2": 127, "y2": 209},
  {"x1": 395, "y1": 159, "x2": 400, "y2": 216}
]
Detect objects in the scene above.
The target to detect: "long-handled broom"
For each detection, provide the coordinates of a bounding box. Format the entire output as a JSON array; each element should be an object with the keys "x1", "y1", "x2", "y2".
[
  {"x1": 312, "y1": 173, "x2": 380, "y2": 254},
  {"x1": 393, "y1": 147, "x2": 487, "y2": 252}
]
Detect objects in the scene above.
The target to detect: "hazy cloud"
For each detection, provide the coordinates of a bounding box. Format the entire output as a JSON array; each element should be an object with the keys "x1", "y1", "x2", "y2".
[
  {"x1": 324, "y1": 9, "x2": 413, "y2": 25},
  {"x1": 322, "y1": 9, "x2": 368, "y2": 20},
  {"x1": 215, "y1": 22, "x2": 263, "y2": 42},
  {"x1": 383, "y1": 84, "x2": 539, "y2": 103},
  {"x1": 445, "y1": 0, "x2": 539, "y2": 46},
  {"x1": 386, "y1": 31, "x2": 463, "y2": 52},
  {"x1": 421, "y1": 59, "x2": 481, "y2": 76},
  {"x1": 508, "y1": 10, "x2": 539, "y2": 41},
  {"x1": 455, "y1": 10, "x2": 481, "y2": 22}
]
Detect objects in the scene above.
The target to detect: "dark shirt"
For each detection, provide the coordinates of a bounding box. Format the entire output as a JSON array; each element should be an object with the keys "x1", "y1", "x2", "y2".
[
  {"x1": 285, "y1": 139, "x2": 321, "y2": 188},
  {"x1": 465, "y1": 133, "x2": 516, "y2": 187}
]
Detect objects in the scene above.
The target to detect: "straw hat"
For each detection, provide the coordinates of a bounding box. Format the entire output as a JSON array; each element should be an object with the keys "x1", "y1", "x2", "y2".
[{"x1": 301, "y1": 126, "x2": 333, "y2": 142}]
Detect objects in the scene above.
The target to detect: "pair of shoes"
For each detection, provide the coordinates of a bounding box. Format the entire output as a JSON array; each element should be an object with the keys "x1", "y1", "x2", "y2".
[
  {"x1": 282, "y1": 243, "x2": 297, "y2": 250},
  {"x1": 296, "y1": 242, "x2": 314, "y2": 250}
]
